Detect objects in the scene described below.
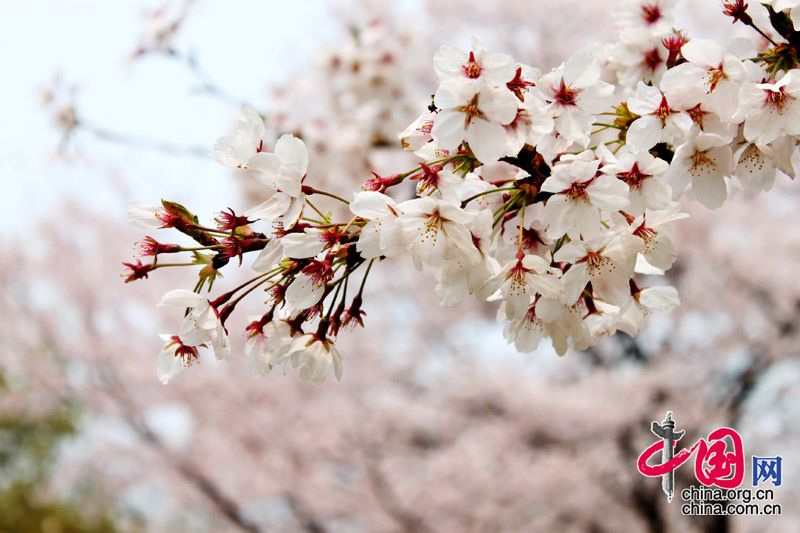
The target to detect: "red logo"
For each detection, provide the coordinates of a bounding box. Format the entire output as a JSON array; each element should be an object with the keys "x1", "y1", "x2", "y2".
[{"x1": 637, "y1": 412, "x2": 745, "y2": 501}]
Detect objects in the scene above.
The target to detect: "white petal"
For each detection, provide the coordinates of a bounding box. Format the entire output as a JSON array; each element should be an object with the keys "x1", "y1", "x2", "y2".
[
  {"x1": 245, "y1": 193, "x2": 292, "y2": 221},
  {"x1": 478, "y1": 87, "x2": 518, "y2": 124},
  {"x1": 281, "y1": 232, "x2": 325, "y2": 259},
  {"x1": 285, "y1": 273, "x2": 325, "y2": 310},
  {"x1": 691, "y1": 172, "x2": 728, "y2": 209},
  {"x1": 213, "y1": 108, "x2": 263, "y2": 168},
  {"x1": 433, "y1": 45, "x2": 468, "y2": 80},
  {"x1": 356, "y1": 220, "x2": 384, "y2": 259},
  {"x1": 681, "y1": 39, "x2": 722, "y2": 68},
  {"x1": 466, "y1": 118, "x2": 508, "y2": 163},
  {"x1": 247, "y1": 152, "x2": 282, "y2": 187},
  {"x1": 274, "y1": 134, "x2": 309, "y2": 178},
  {"x1": 157, "y1": 347, "x2": 184, "y2": 385},
  {"x1": 588, "y1": 175, "x2": 630, "y2": 210},
  {"x1": 252, "y1": 239, "x2": 284, "y2": 273},
  {"x1": 158, "y1": 289, "x2": 204, "y2": 308},
  {"x1": 627, "y1": 115, "x2": 664, "y2": 151},
  {"x1": 350, "y1": 191, "x2": 395, "y2": 219},
  {"x1": 627, "y1": 82, "x2": 663, "y2": 115},
  {"x1": 431, "y1": 109, "x2": 467, "y2": 151},
  {"x1": 639, "y1": 286, "x2": 680, "y2": 312},
  {"x1": 128, "y1": 204, "x2": 163, "y2": 229}
]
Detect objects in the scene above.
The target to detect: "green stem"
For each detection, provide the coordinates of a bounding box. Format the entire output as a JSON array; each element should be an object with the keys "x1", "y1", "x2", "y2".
[
  {"x1": 307, "y1": 188, "x2": 350, "y2": 205},
  {"x1": 461, "y1": 187, "x2": 519, "y2": 207},
  {"x1": 357, "y1": 258, "x2": 376, "y2": 297},
  {"x1": 305, "y1": 199, "x2": 330, "y2": 223}
]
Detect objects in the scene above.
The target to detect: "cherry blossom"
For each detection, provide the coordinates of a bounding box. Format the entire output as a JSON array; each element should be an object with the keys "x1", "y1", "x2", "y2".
[
  {"x1": 739, "y1": 70, "x2": 800, "y2": 145},
  {"x1": 660, "y1": 38, "x2": 747, "y2": 121},
  {"x1": 213, "y1": 107, "x2": 265, "y2": 170},
  {"x1": 555, "y1": 234, "x2": 642, "y2": 306},
  {"x1": 666, "y1": 129, "x2": 733, "y2": 209},
  {"x1": 124, "y1": 0, "x2": 800, "y2": 381},
  {"x1": 431, "y1": 81, "x2": 518, "y2": 163},
  {"x1": 626, "y1": 82, "x2": 691, "y2": 150},
  {"x1": 433, "y1": 39, "x2": 516, "y2": 85},
  {"x1": 244, "y1": 133, "x2": 308, "y2": 227},
  {"x1": 158, "y1": 289, "x2": 230, "y2": 360},
  {"x1": 287, "y1": 335, "x2": 343, "y2": 384},
  {"x1": 350, "y1": 191, "x2": 404, "y2": 259},
  {"x1": 541, "y1": 156, "x2": 630, "y2": 239},
  {"x1": 396, "y1": 197, "x2": 480, "y2": 269},
  {"x1": 537, "y1": 53, "x2": 615, "y2": 145},
  {"x1": 487, "y1": 254, "x2": 562, "y2": 319},
  {"x1": 602, "y1": 147, "x2": 671, "y2": 214}
]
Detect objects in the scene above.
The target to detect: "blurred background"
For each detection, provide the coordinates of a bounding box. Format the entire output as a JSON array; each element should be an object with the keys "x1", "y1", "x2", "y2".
[{"x1": 1, "y1": 0, "x2": 798, "y2": 531}]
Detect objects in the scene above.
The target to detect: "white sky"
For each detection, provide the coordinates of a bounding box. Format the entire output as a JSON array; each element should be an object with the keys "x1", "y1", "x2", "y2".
[{"x1": 0, "y1": 0, "x2": 337, "y2": 233}]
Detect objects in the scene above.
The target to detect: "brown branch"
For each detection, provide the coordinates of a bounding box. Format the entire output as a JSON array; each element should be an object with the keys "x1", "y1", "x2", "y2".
[{"x1": 100, "y1": 367, "x2": 261, "y2": 533}]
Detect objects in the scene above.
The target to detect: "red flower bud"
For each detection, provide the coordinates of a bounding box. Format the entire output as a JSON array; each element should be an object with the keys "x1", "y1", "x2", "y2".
[{"x1": 122, "y1": 260, "x2": 156, "y2": 283}]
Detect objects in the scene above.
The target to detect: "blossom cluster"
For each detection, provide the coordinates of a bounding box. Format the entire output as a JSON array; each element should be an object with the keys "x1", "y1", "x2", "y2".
[{"x1": 126, "y1": 0, "x2": 800, "y2": 384}]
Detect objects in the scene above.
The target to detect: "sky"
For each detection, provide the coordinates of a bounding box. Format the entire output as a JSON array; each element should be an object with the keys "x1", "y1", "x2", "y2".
[{"x1": 0, "y1": 0, "x2": 338, "y2": 233}]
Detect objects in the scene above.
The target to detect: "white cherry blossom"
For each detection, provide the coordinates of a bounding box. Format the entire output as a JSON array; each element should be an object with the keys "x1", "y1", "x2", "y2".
[
  {"x1": 158, "y1": 289, "x2": 230, "y2": 360},
  {"x1": 542, "y1": 157, "x2": 630, "y2": 239},
  {"x1": 660, "y1": 38, "x2": 747, "y2": 120},
  {"x1": 245, "y1": 320, "x2": 296, "y2": 376},
  {"x1": 350, "y1": 191, "x2": 404, "y2": 259},
  {"x1": 433, "y1": 39, "x2": 516, "y2": 85},
  {"x1": 602, "y1": 148, "x2": 671, "y2": 215},
  {"x1": 617, "y1": 285, "x2": 680, "y2": 336},
  {"x1": 432, "y1": 80, "x2": 518, "y2": 163},
  {"x1": 666, "y1": 129, "x2": 733, "y2": 209},
  {"x1": 396, "y1": 197, "x2": 480, "y2": 269},
  {"x1": 487, "y1": 254, "x2": 563, "y2": 319},
  {"x1": 213, "y1": 107, "x2": 265, "y2": 169},
  {"x1": 246, "y1": 134, "x2": 309, "y2": 227},
  {"x1": 739, "y1": 71, "x2": 800, "y2": 145},
  {"x1": 734, "y1": 137, "x2": 797, "y2": 192},
  {"x1": 626, "y1": 204, "x2": 688, "y2": 270},
  {"x1": 555, "y1": 234, "x2": 642, "y2": 306},
  {"x1": 626, "y1": 82, "x2": 691, "y2": 150},
  {"x1": 537, "y1": 53, "x2": 615, "y2": 145},
  {"x1": 287, "y1": 336, "x2": 343, "y2": 384},
  {"x1": 155, "y1": 334, "x2": 195, "y2": 385}
]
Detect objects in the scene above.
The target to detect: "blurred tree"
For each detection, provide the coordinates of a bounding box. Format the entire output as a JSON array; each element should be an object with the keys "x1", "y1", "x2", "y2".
[{"x1": 0, "y1": 373, "x2": 121, "y2": 533}]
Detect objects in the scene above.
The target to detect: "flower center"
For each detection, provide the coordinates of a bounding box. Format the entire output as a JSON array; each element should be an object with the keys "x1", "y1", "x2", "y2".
[
  {"x1": 707, "y1": 67, "x2": 726, "y2": 92},
  {"x1": 689, "y1": 151, "x2": 715, "y2": 176},
  {"x1": 508, "y1": 260, "x2": 531, "y2": 295},
  {"x1": 643, "y1": 47, "x2": 663, "y2": 73},
  {"x1": 654, "y1": 96, "x2": 671, "y2": 123},
  {"x1": 421, "y1": 212, "x2": 443, "y2": 241},
  {"x1": 617, "y1": 162, "x2": 651, "y2": 190},
  {"x1": 553, "y1": 79, "x2": 580, "y2": 107},
  {"x1": 687, "y1": 104, "x2": 709, "y2": 129},
  {"x1": 584, "y1": 251, "x2": 612, "y2": 274},
  {"x1": 633, "y1": 222, "x2": 657, "y2": 242},
  {"x1": 764, "y1": 87, "x2": 791, "y2": 113},
  {"x1": 641, "y1": 4, "x2": 662, "y2": 25},
  {"x1": 463, "y1": 51, "x2": 482, "y2": 79},
  {"x1": 171, "y1": 336, "x2": 200, "y2": 366},
  {"x1": 565, "y1": 180, "x2": 592, "y2": 201},
  {"x1": 458, "y1": 95, "x2": 482, "y2": 122},
  {"x1": 521, "y1": 227, "x2": 547, "y2": 252}
]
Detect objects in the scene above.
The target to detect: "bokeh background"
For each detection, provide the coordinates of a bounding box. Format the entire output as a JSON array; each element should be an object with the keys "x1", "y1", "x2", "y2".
[{"x1": 1, "y1": 1, "x2": 798, "y2": 531}]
